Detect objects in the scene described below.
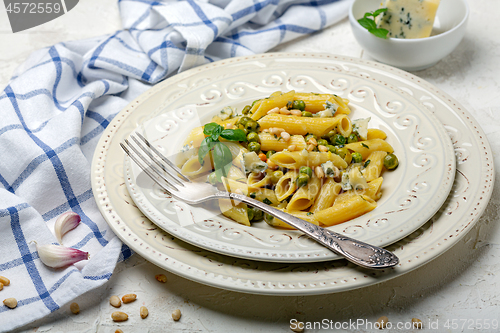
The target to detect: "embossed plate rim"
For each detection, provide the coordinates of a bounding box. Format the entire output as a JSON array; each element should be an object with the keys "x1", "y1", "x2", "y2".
[
  {"x1": 91, "y1": 53, "x2": 494, "y2": 295},
  {"x1": 124, "y1": 57, "x2": 456, "y2": 263}
]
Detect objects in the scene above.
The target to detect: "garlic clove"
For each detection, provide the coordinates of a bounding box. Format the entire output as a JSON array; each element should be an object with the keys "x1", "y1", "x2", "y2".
[
  {"x1": 35, "y1": 243, "x2": 89, "y2": 268},
  {"x1": 54, "y1": 212, "x2": 81, "y2": 244}
]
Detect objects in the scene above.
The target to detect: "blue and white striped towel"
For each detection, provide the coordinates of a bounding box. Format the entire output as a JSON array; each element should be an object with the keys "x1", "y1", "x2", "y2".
[{"x1": 0, "y1": 0, "x2": 350, "y2": 330}]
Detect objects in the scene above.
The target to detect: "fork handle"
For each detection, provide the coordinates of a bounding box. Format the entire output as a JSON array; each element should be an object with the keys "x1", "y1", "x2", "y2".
[{"x1": 226, "y1": 192, "x2": 399, "y2": 269}]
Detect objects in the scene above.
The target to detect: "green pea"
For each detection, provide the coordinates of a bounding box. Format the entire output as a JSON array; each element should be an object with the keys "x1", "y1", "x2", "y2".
[
  {"x1": 271, "y1": 170, "x2": 284, "y2": 183},
  {"x1": 331, "y1": 134, "x2": 346, "y2": 145},
  {"x1": 266, "y1": 150, "x2": 276, "y2": 159},
  {"x1": 317, "y1": 139, "x2": 329, "y2": 147},
  {"x1": 245, "y1": 119, "x2": 260, "y2": 132},
  {"x1": 292, "y1": 100, "x2": 306, "y2": 111},
  {"x1": 336, "y1": 147, "x2": 348, "y2": 159},
  {"x1": 296, "y1": 173, "x2": 310, "y2": 187},
  {"x1": 302, "y1": 111, "x2": 313, "y2": 117},
  {"x1": 347, "y1": 133, "x2": 359, "y2": 143},
  {"x1": 323, "y1": 130, "x2": 336, "y2": 141},
  {"x1": 352, "y1": 152, "x2": 363, "y2": 163},
  {"x1": 247, "y1": 208, "x2": 255, "y2": 221},
  {"x1": 207, "y1": 172, "x2": 217, "y2": 185},
  {"x1": 326, "y1": 145, "x2": 337, "y2": 154},
  {"x1": 241, "y1": 105, "x2": 251, "y2": 115},
  {"x1": 305, "y1": 134, "x2": 318, "y2": 142},
  {"x1": 384, "y1": 153, "x2": 399, "y2": 170},
  {"x1": 248, "y1": 142, "x2": 261, "y2": 153},
  {"x1": 247, "y1": 132, "x2": 260, "y2": 143},
  {"x1": 299, "y1": 166, "x2": 313, "y2": 178},
  {"x1": 238, "y1": 116, "x2": 251, "y2": 127}
]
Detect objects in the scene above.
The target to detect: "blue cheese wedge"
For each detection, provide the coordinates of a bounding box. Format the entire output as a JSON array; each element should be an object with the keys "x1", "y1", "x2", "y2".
[
  {"x1": 341, "y1": 166, "x2": 368, "y2": 191},
  {"x1": 352, "y1": 117, "x2": 370, "y2": 141},
  {"x1": 242, "y1": 152, "x2": 267, "y2": 173},
  {"x1": 377, "y1": 0, "x2": 441, "y2": 39}
]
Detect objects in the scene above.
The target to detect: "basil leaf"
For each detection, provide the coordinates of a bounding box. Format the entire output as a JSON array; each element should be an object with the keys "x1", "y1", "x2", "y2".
[
  {"x1": 212, "y1": 142, "x2": 233, "y2": 181},
  {"x1": 357, "y1": 17, "x2": 376, "y2": 30},
  {"x1": 369, "y1": 28, "x2": 389, "y2": 39},
  {"x1": 373, "y1": 8, "x2": 388, "y2": 17},
  {"x1": 198, "y1": 137, "x2": 213, "y2": 166},
  {"x1": 203, "y1": 122, "x2": 220, "y2": 136},
  {"x1": 210, "y1": 125, "x2": 223, "y2": 141},
  {"x1": 220, "y1": 129, "x2": 247, "y2": 142}
]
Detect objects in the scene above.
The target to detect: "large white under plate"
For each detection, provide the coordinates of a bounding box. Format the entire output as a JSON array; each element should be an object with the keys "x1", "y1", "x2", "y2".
[{"x1": 91, "y1": 53, "x2": 494, "y2": 295}]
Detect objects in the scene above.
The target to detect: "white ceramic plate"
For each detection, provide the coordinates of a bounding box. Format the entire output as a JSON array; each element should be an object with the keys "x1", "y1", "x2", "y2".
[
  {"x1": 123, "y1": 56, "x2": 455, "y2": 263},
  {"x1": 91, "y1": 53, "x2": 494, "y2": 295}
]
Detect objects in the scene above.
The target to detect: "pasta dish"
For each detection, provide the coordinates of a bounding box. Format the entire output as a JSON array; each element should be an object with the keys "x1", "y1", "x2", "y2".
[{"x1": 177, "y1": 91, "x2": 398, "y2": 228}]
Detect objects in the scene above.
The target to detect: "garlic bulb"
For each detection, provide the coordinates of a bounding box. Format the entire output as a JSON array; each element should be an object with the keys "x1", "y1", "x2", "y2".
[
  {"x1": 54, "y1": 212, "x2": 81, "y2": 244},
  {"x1": 35, "y1": 243, "x2": 89, "y2": 268}
]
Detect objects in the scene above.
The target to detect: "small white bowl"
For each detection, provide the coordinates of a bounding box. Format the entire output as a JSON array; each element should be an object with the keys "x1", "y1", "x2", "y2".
[{"x1": 349, "y1": 0, "x2": 469, "y2": 71}]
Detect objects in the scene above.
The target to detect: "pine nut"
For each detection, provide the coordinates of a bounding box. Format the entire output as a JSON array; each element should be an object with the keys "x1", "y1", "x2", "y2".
[
  {"x1": 109, "y1": 295, "x2": 121, "y2": 308},
  {"x1": 279, "y1": 108, "x2": 291, "y2": 115},
  {"x1": 115, "y1": 330, "x2": 124, "y2": 333},
  {"x1": 315, "y1": 166, "x2": 325, "y2": 179},
  {"x1": 307, "y1": 144, "x2": 315, "y2": 152},
  {"x1": 307, "y1": 137, "x2": 318, "y2": 146},
  {"x1": 112, "y1": 311, "x2": 128, "y2": 322},
  {"x1": 267, "y1": 107, "x2": 280, "y2": 114},
  {"x1": 70, "y1": 302, "x2": 80, "y2": 314},
  {"x1": 234, "y1": 189, "x2": 244, "y2": 195},
  {"x1": 155, "y1": 274, "x2": 167, "y2": 283},
  {"x1": 0, "y1": 276, "x2": 10, "y2": 286},
  {"x1": 262, "y1": 128, "x2": 270, "y2": 133},
  {"x1": 288, "y1": 145, "x2": 296, "y2": 151},
  {"x1": 0, "y1": 282, "x2": 3, "y2": 291},
  {"x1": 376, "y1": 316, "x2": 389, "y2": 329},
  {"x1": 122, "y1": 294, "x2": 136, "y2": 304},
  {"x1": 267, "y1": 160, "x2": 278, "y2": 170},
  {"x1": 318, "y1": 145, "x2": 328, "y2": 152},
  {"x1": 290, "y1": 109, "x2": 302, "y2": 116},
  {"x1": 291, "y1": 320, "x2": 304, "y2": 332},
  {"x1": 225, "y1": 123, "x2": 234, "y2": 129},
  {"x1": 140, "y1": 306, "x2": 149, "y2": 319},
  {"x1": 3, "y1": 298, "x2": 17, "y2": 309},
  {"x1": 281, "y1": 132, "x2": 291, "y2": 142},
  {"x1": 412, "y1": 318, "x2": 423, "y2": 329},
  {"x1": 172, "y1": 309, "x2": 182, "y2": 321}
]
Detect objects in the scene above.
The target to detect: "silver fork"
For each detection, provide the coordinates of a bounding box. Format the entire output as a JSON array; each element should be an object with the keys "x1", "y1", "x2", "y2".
[{"x1": 121, "y1": 132, "x2": 399, "y2": 269}]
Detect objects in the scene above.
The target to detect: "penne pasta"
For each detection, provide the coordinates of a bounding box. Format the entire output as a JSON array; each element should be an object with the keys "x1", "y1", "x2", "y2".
[
  {"x1": 265, "y1": 209, "x2": 320, "y2": 229},
  {"x1": 344, "y1": 139, "x2": 394, "y2": 160},
  {"x1": 247, "y1": 172, "x2": 271, "y2": 188},
  {"x1": 259, "y1": 133, "x2": 307, "y2": 152},
  {"x1": 292, "y1": 93, "x2": 351, "y2": 115},
  {"x1": 367, "y1": 128, "x2": 387, "y2": 140},
  {"x1": 257, "y1": 113, "x2": 347, "y2": 137},
  {"x1": 287, "y1": 175, "x2": 322, "y2": 211},
  {"x1": 361, "y1": 151, "x2": 386, "y2": 182},
  {"x1": 274, "y1": 170, "x2": 298, "y2": 201},
  {"x1": 251, "y1": 90, "x2": 295, "y2": 120},
  {"x1": 309, "y1": 178, "x2": 342, "y2": 213},
  {"x1": 269, "y1": 151, "x2": 348, "y2": 170},
  {"x1": 315, "y1": 195, "x2": 377, "y2": 226}
]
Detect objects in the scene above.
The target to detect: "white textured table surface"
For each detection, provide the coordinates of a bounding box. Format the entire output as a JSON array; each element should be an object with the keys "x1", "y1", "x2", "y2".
[{"x1": 2, "y1": 1, "x2": 499, "y2": 332}]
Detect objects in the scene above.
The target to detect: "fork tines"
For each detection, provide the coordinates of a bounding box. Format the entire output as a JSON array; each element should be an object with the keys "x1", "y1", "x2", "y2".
[{"x1": 120, "y1": 132, "x2": 189, "y2": 192}]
